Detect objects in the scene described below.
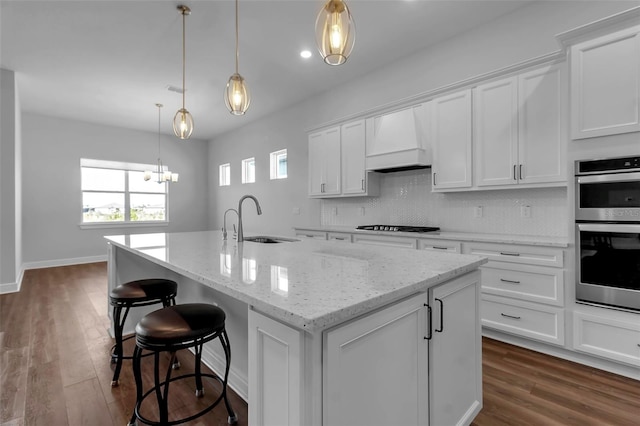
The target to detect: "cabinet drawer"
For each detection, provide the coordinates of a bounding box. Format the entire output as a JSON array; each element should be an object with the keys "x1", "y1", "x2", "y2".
[
  {"x1": 481, "y1": 263, "x2": 564, "y2": 306},
  {"x1": 328, "y1": 232, "x2": 351, "y2": 242},
  {"x1": 352, "y1": 234, "x2": 417, "y2": 249},
  {"x1": 481, "y1": 295, "x2": 564, "y2": 345},
  {"x1": 464, "y1": 242, "x2": 564, "y2": 268},
  {"x1": 294, "y1": 230, "x2": 326, "y2": 240},
  {"x1": 418, "y1": 239, "x2": 461, "y2": 253},
  {"x1": 573, "y1": 311, "x2": 640, "y2": 366}
]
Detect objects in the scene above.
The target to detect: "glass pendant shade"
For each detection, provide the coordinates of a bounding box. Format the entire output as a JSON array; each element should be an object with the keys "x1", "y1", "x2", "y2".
[
  {"x1": 315, "y1": 0, "x2": 355, "y2": 66},
  {"x1": 172, "y1": 108, "x2": 193, "y2": 140},
  {"x1": 224, "y1": 73, "x2": 250, "y2": 115}
]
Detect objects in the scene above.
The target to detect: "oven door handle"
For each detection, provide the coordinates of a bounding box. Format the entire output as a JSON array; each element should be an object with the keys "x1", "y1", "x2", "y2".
[
  {"x1": 577, "y1": 223, "x2": 640, "y2": 233},
  {"x1": 577, "y1": 171, "x2": 640, "y2": 184}
]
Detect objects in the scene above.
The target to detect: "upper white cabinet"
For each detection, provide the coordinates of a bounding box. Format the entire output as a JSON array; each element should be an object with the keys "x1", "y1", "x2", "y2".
[
  {"x1": 473, "y1": 64, "x2": 566, "y2": 188},
  {"x1": 308, "y1": 120, "x2": 379, "y2": 198},
  {"x1": 431, "y1": 89, "x2": 473, "y2": 190},
  {"x1": 308, "y1": 126, "x2": 341, "y2": 197},
  {"x1": 570, "y1": 25, "x2": 640, "y2": 139}
]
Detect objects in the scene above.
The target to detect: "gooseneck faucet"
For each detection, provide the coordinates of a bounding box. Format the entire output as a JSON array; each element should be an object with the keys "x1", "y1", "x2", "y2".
[
  {"x1": 222, "y1": 208, "x2": 238, "y2": 240},
  {"x1": 237, "y1": 195, "x2": 262, "y2": 242}
]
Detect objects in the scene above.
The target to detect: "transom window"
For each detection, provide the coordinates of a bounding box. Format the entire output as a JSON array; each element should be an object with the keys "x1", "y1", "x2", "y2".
[
  {"x1": 219, "y1": 163, "x2": 231, "y2": 186},
  {"x1": 242, "y1": 157, "x2": 255, "y2": 184},
  {"x1": 81, "y1": 158, "x2": 168, "y2": 226},
  {"x1": 270, "y1": 149, "x2": 287, "y2": 180}
]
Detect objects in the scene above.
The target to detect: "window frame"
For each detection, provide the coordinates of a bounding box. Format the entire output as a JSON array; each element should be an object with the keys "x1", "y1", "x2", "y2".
[
  {"x1": 219, "y1": 163, "x2": 231, "y2": 186},
  {"x1": 79, "y1": 158, "x2": 170, "y2": 229},
  {"x1": 241, "y1": 157, "x2": 256, "y2": 184},
  {"x1": 270, "y1": 149, "x2": 288, "y2": 180}
]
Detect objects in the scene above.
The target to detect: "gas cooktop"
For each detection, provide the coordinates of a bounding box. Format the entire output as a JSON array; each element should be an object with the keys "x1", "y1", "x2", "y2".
[{"x1": 356, "y1": 225, "x2": 440, "y2": 233}]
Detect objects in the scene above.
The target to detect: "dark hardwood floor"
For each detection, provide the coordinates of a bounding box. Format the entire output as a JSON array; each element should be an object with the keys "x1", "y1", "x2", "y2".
[{"x1": 1, "y1": 263, "x2": 639, "y2": 425}]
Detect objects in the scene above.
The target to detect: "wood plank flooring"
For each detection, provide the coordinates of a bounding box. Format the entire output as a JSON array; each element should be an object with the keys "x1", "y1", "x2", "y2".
[{"x1": 1, "y1": 263, "x2": 639, "y2": 425}]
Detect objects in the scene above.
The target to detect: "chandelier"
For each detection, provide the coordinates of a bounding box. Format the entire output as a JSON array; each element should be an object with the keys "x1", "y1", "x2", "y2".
[{"x1": 145, "y1": 104, "x2": 179, "y2": 183}]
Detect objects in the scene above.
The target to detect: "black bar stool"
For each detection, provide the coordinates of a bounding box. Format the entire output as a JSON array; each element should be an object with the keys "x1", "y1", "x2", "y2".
[
  {"x1": 128, "y1": 303, "x2": 237, "y2": 426},
  {"x1": 109, "y1": 278, "x2": 179, "y2": 387}
]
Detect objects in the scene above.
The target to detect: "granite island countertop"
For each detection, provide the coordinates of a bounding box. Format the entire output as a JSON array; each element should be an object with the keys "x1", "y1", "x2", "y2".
[{"x1": 106, "y1": 230, "x2": 486, "y2": 332}]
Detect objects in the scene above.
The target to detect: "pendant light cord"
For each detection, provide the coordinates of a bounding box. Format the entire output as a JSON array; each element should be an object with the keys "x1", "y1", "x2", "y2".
[
  {"x1": 235, "y1": 0, "x2": 239, "y2": 73},
  {"x1": 182, "y1": 8, "x2": 187, "y2": 109}
]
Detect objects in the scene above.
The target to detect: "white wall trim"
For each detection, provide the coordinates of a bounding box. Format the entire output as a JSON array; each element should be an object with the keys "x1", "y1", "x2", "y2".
[
  {"x1": 197, "y1": 344, "x2": 249, "y2": 402},
  {"x1": 0, "y1": 282, "x2": 19, "y2": 294},
  {"x1": 556, "y1": 6, "x2": 640, "y2": 47}
]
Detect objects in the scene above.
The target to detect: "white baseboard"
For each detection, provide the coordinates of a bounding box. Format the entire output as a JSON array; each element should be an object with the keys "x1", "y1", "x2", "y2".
[
  {"x1": 198, "y1": 344, "x2": 249, "y2": 403},
  {"x1": 0, "y1": 255, "x2": 108, "y2": 295}
]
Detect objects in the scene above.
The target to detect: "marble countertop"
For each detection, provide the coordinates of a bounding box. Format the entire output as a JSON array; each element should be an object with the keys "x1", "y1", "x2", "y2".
[
  {"x1": 105, "y1": 230, "x2": 486, "y2": 332},
  {"x1": 295, "y1": 226, "x2": 570, "y2": 247}
]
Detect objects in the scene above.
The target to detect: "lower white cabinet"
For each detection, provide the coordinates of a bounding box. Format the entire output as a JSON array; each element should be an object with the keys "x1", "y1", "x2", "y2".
[
  {"x1": 573, "y1": 311, "x2": 640, "y2": 367},
  {"x1": 419, "y1": 238, "x2": 461, "y2": 253},
  {"x1": 294, "y1": 229, "x2": 327, "y2": 240},
  {"x1": 327, "y1": 232, "x2": 351, "y2": 242},
  {"x1": 482, "y1": 294, "x2": 565, "y2": 345},
  {"x1": 352, "y1": 234, "x2": 417, "y2": 249},
  {"x1": 324, "y1": 271, "x2": 482, "y2": 426}
]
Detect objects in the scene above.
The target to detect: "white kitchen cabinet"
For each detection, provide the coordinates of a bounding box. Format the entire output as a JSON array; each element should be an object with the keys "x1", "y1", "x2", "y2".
[
  {"x1": 573, "y1": 310, "x2": 640, "y2": 366},
  {"x1": 431, "y1": 89, "x2": 473, "y2": 191},
  {"x1": 308, "y1": 127, "x2": 341, "y2": 197},
  {"x1": 570, "y1": 25, "x2": 640, "y2": 139},
  {"x1": 418, "y1": 238, "x2": 461, "y2": 253},
  {"x1": 249, "y1": 308, "x2": 304, "y2": 426},
  {"x1": 352, "y1": 233, "x2": 417, "y2": 249},
  {"x1": 295, "y1": 229, "x2": 327, "y2": 240},
  {"x1": 473, "y1": 64, "x2": 565, "y2": 188},
  {"x1": 429, "y1": 271, "x2": 482, "y2": 426},
  {"x1": 308, "y1": 121, "x2": 378, "y2": 198},
  {"x1": 327, "y1": 232, "x2": 351, "y2": 242},
  {"x1": 324, "y1": 271, "x2": 482, "y2": 426}
]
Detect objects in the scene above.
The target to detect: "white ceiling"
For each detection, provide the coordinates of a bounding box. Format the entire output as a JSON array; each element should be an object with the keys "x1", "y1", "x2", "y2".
[{"x1": 1, "y1": 0, "x2": 532, "y2": 140}]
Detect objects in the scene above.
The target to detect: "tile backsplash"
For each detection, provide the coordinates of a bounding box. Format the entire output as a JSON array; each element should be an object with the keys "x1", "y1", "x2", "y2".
[{"x1": 321, "y1": 170, "x2": 568, "y2": 237}]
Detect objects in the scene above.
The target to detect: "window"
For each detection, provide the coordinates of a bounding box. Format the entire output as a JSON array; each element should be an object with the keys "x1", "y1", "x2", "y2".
[
  {"x1": 219, "y1": 163, "x2": 231, "y2": 186},
  {"x1": 270, "y1": 149, "x2": 287, "y2": 179},
  {"x1": 81, "y1": 158, "x2": 167, "y2": 226},
  {"x1": 242, "y1": 157, "x2": 255, "y2": 184}
]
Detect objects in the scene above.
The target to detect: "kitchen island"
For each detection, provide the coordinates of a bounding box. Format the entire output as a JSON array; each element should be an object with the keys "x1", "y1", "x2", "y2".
[{"x1": 106, "y1": 230, "x2": 487, "y2": 426}]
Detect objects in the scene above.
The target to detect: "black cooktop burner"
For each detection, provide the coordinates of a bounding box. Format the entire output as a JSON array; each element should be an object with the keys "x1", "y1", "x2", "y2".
[{"x1": 356, "y1": 225, "x2": 440, "y2": 233}]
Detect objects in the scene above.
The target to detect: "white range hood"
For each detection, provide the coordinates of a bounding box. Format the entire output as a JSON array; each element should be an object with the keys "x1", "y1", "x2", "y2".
[{"x1": 365, "y1": 104, "x2": 432, "y2": 172}]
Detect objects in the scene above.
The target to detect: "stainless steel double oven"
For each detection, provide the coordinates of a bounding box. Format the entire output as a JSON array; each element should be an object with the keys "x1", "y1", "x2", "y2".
[{"x1": 575, "y1": 155, "x2": 640, "y2": 312}]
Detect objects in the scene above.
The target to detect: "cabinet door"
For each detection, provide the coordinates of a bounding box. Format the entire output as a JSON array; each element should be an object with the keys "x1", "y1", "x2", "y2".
[
  {"x1": 341, "y1": 120, "x2": 367, "y2": 194},
  {"x1": 324, "y1": 292, "x2": 429, "y2": 426},
  {"x1": 473, "y1": 77, "x2": 518, "y2": 187},
  {"x1": 518, "y1": 64, "x2": 566, "y2": 184},
  {"x1": 308, "y1": 127, "x2": 341, "y2": 197},
  {"x1": 432, "y1": 89, "x2": 472, "y2": 190},
  {"x1": 570, "y1": 25, "x2": 640, "y2": 139},
  {"x1": 429, "y1": 271, "x2": 482, "y2": 426}
]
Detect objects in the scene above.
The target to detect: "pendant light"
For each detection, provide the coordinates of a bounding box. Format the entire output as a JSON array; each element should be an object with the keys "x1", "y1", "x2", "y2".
[
  {"x1": 145, "y1": 104, "x2": 179, "y2": 183},
  {"x1": 315, "y1": 0, "x2": 355, "y2": 66},
  {"x1": 173, "y1": 5, "x2": 194, "y2": 139},
  {"x1": 224, "y1": 0, "x2": 250, "y2": 115}
]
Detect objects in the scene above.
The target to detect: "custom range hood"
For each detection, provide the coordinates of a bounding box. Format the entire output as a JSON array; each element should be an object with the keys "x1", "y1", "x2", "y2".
[{"x1": 365, "y1": 104, "x2": 432, "y2": 173}]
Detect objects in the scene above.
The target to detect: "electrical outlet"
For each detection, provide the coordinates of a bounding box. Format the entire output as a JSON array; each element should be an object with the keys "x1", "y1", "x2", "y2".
[
  {"x1": 474, "y1": 206, "x2": 483, "y2": 218},
  {"x1": 358, "y1": 207, "x2": 365, "y2": 216},
  {"x1": 521, "y1": 205, "x2": 531, "y2": 218}
]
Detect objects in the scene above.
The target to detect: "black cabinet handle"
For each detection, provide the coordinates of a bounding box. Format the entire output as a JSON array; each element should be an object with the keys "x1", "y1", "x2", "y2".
[
  {"x1": 432, "y1": 246, "x2": 448, "y2": 250},
  {"x1": 519, "y1": 164, "x2": 523, "y2": 180},
  {"x1": 433, "y1": 172, "x2": 437, "y2": 186},
  {"x1": 424, "y1": 303, "x2": 433, "y2": 340},
  {"x1": 500, "y1": 278, "x2": 521, "y2": 284},
  {"x1": 513, "y1": 164, "x2": 517, "y2": 181},
  {"x1": 501, "y1": 313, "x2": 521, "y2": 320},
  {"x1": 435, "y1": 298, "x2": 444, "y2": 333},
  {"x1": 500, "y1": 252, "x2": 521, "y2": 256}
]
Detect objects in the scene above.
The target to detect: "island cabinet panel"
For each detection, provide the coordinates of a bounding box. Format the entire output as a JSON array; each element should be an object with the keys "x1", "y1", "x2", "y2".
[
  {"x1": 248, "y1": 309, "x2": 304, "y2": 426},
  {"x1": 324, "y1": 292, "x2": 430, "y2": 426},
  {"x1": 324, "y1": 271, "x2": 482, "y2": 426}
]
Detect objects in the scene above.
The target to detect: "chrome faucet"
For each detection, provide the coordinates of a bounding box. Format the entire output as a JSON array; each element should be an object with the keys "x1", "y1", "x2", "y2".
[
  {"x1": 237, "y1": 195, "x2": 262, "y2": 242},
  {"x1": 222, "y1": 208, "x2": 238, "y2": 240}
]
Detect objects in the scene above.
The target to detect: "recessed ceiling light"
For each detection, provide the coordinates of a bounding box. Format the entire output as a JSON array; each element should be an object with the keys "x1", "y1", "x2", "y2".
[{"x1": 300, "y1": 50, "x2": 312, "y2": 59}]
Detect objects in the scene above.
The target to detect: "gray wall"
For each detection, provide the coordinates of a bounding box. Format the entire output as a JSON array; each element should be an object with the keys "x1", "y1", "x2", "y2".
[
  {"x1": 21, "y1": 113, "x2": 210, "y2": 265},
  {"x1": 1, "y1": 68, "x2": 22, "y2": 288},
  {"x1": 207, "y1": 1, "x2": 638, "y2": 236}
]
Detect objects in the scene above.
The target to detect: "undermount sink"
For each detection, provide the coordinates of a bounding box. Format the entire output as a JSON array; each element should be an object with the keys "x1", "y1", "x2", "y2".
[{"x1": 243, "y1": 236, "x2": 300, "y2": 244}]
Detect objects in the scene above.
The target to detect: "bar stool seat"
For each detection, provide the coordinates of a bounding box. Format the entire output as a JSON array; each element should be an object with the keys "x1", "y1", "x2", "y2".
[
  {"x1": 109, "y1": 278, "x2": 178, "y2": 387},
  {"x1": 129, "y1": 303, "x2": 237, "y2": 426}
]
